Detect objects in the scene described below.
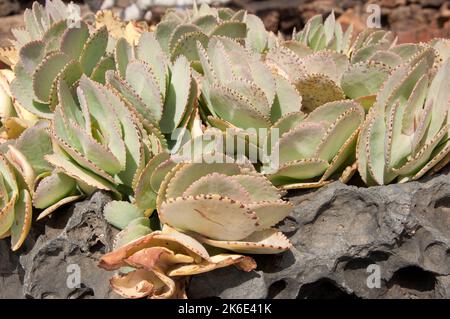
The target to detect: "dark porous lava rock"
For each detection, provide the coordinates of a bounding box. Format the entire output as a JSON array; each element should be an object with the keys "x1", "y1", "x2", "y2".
[
  {"x1": 189, "y1": 167, "x2": 450, "y2": 299},
  {"x1": 0, "y1": 191, "x2": 116, "y2": 299}
]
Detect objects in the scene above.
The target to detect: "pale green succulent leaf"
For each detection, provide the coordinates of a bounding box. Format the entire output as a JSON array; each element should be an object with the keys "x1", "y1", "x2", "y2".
[
  {"x1": 210, "y1": 21, "x2": 247, "y2": 39},
  {"x1": 19, "y1": 40, "x2": 46, "y2": 74},
  {"x1": 208, "y1": 83, "x2": 271, "y2": 129},
  {"x1": 230, "y1": 174, "x2": 281, "y2": 202},
  {"x1": 10, "y1": 189, "x2": 32, "y2": 251},
  {"x1": 275, "y1": 122, "x2": 326, "y2": 164},
  {"x1": 10, "y1": 63, "x2": 52, "y2": 118},
  {"x1": 91, "y1": 55, "x2": 116, "y2": 84},
  {"x1": 79, "y1": 26, "x2": 108, "y2": 76},
  {"x1": 268, "y1": 158, "x2": 329, "y2": 186},
  {"x1": 134, "y1": 152, "x2": 170, "y2": 212},
  {"x1": 45, "y1": 153, "x2": 117, "y2": 191},
  {"x1": 165, "y1": 162, "x2": 242, "y2": 199},
  {"x1": 115, "y1": 37, "x2": 134, "y2": 78},
  {"x1": 271, "y1": 74, "x2": 302, "y2": 122},
  {"x1": 171, "y1": 31, "x2": 209, "y2": 62},
  {"x1": 104, "y1": 200, "x2": 145, "y2": 230},
  {"x1": 136, "y1": 32, "x2": 168, "y2": 96},
  {"x1": 160, "y1": 56, "x2": 192, "y2": 133},
  {"x1": 159, "y1": 194, "x2": 259, "y2": 241},
  {"x1": 14, "y1": 122, "x2": 53, "y2": 175},
  {"x1": 247, "y1": 201, "x2": 293, "y2": 231},
  {"x1": 195, "y1": 229, "x2": 291, "y2": 254},
  {"x1": 33, "y1": 171, "x2": 76, "y2": 209},
  {"x1": 182, "y1": 173, "x2": 251, "y2": 203},
  {"x1": 32, "y1": 52, "x2": 71, "y2": 103},
  {"x1": 60, "y1": 20, "x2": 89, "y2": 60},
  {"x1": 125, "y1": 60, "x2": 163, "y2": 122}
]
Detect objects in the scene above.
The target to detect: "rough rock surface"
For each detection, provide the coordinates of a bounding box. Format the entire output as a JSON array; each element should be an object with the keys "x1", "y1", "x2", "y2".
[
  {"x1": 0, "y1": 191, "x2": 116, "y2": 299},
  {"x1": 189, "y1": 167, "x2": 450, "y2": 299},
  {"x1": 2, "y1": 170, "x2": 450, "y2": 299}
]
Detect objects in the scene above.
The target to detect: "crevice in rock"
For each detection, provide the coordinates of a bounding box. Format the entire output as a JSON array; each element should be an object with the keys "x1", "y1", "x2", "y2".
[
  {"x1": 386, "y1": 266, "x2": 436, "y2": 293},
  {"x1": 267, "y1": 280, "x2": 286, "y2": 299},
  {"x1": 297, "y1": 278, "x2": 359, "y2": 299}
]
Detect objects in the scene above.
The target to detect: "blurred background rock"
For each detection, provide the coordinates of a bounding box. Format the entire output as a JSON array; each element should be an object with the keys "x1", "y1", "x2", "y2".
[{"x1": 1, "y1": 0, "x2": 449, "y2": 46}]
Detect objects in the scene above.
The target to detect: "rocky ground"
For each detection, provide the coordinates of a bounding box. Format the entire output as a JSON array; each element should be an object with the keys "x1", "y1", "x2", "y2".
[
  {"x1": 2, "y1": 166, "x2": 449, "y2": 299},
  {"x1": 1, "y1": 0, "x2": 450, "y2": 47}
]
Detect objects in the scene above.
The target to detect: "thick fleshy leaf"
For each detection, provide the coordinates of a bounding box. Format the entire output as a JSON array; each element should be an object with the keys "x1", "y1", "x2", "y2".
[
  {"x1": 60, "y1": 21, "x2": 89, "y2": 60},
  {"x1": 125, "y1": 61, "x2": 163, "y2": 122},
  {"x1": 269, "y1": 158, "x2": 329, "y2": 185},
  {"x1": 6, "y1": 145, "x2": 35, "y2": 191},
  {"x1": 208, "y1": 83, "x2": 271, "y2": 129},
  {"x1": 171, "y1": 31, "x2": 209, "y2": 62},
  {"x1": 134, "y1": 152, "x2": 170, "y2": 212},
  {"x1": 19, "y1": 40, "x2": 46, "y2": 74},
  {"x1": 33, "y1": 171, "x2": 76, "y2": 209},
  {"x1": 275, "y1": 122, "x2": 326, "y2": 164},
  {"x1": 45, "y1": 153, "x2": 116, "y2": 191},
  {"x1": 10, "y1": 63, "x2": 53, "y2": 118},
  {"x1": 182, "y1": 173, "x2": 251, "y2": 203},
  {"x1": 79, "y1": 26, "x2": 108, "y2": 76},
  {"x1": 295, "y1": 74, "x2": 345, "y2": 113},
  {"x1": 14, "y1": 123, "x2": 53, "y2": 175},
  {"x1": 211, "y1": 22, "x2": 247, "y2": 39},
  {"x1": 114, "y1": 224, "x2": 153, "y2": 249},
  {"x1": 159, "y1": 194, "x2": 259, "y2": 241},
  {"x1": 230, "y1": 174, "x2": 281, "y2": 202},
  {"x1": 164, "y1": 162, "x2": 242, "y2": 199},
  {"x1": 32, "y1": 52, "x2": 71, "y2": 103},
  {"x1": 99, "y1": 230, "x2": 209, "y2": 270},
  {"x1": 315, "y1": 105, "x2": 364, "y2": 162},
  {"x1": 10, "y1": 189, "x2": 32, "y2": 251},
  {"x1": 247, "y1": 200, "x2": 293, "y2": 230},
  {"x1": 196, "y1": 229, "x2": 292, "y2": 254},
  {"x1": 109, "y1": 268, "x2": 160, "y2": 299},
  {"x1": 167, "y1": 253, "x2": 256, "y2": 276},
  {"x1": 91, "y1": 55, "x2": 116, "y2": 84},
  {"x1": 104, "y1": 201, "x2": 145, "y2": 230},
  {"x1": 115, "y1": 37, "x2": 134, "y2": 78},
  {"x1": 36, "y1": 195, "x2": 82, "y2": 221},
  {"x1": 160, "y1": 56, "x2": 192, "y2": 133},
  {"x1": 341, "y1": 62, "x2": 390, "y2": 99},
  {"x1": 271, "y1": 74, "x2": 302, "y2": 122},
  {"x1": 136, "y1": 32, "x2": 167, "y2": 96}
]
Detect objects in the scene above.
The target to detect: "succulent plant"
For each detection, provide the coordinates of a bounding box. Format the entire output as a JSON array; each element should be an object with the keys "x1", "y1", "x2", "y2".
[
  {"x1": 293, "y1": 11, "x2": 353, "y2": 54},
  {"x1": 1, "y1": 0, "x2": 450, "y2": 299},
  {"x1": 357, "y1": 49, "x2": 450, "y2": 185},
  {"x1": 156, "y1": 3, "x2": 243, "y2": 61},
  {"x1": 106, "y1": 31, "x2": 198, "y2": 152},
  {"x1": 9, "y1": 1, "x2": 112, "y2": 119},
  {"x1": 197, "y1": 36, "x2": 363, "y2": 188},
  {"x1": 99, "y1": 153, "x2": 291, "y2": 298},
  {"x1": 99, "y1": 223, "x2": 257, "y2": 299},
  {"x1": 46, "y1": 75, "x2": 148, "y2": 197},
  {"x1": 0, "y1": 120, "x2": 80, "y2": 250}
]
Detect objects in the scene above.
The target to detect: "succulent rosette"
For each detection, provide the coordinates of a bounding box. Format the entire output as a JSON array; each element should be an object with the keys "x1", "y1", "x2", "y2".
[
  {"x1": 99, "y1": 155, "x2": 292, "y2": 298},
  {"x1": 197, "y1": 36, "x2": 364, "y2": 189},
  {"x1": 9, "y1": 0, "x2": 113, "y2": 120},
  {"x1": 357, "y1": 49, "x2": 450, "y2": 185}
]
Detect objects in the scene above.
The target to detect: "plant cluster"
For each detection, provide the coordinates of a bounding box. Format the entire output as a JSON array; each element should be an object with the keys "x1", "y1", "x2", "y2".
[{"x1": 0, "y1": 0, "x2": 449, "y2": 298}]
